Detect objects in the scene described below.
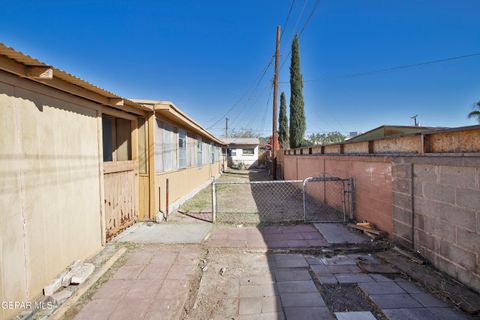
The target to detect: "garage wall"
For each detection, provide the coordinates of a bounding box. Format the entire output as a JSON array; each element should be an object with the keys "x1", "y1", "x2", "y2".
[{"x1": 0, "y1": 71, "x2": 103, "y2": 319}]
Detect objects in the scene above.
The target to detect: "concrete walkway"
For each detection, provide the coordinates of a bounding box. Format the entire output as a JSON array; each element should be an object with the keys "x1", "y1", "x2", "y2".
[
  {"x1": 74, "y1": 246, "x2": 201, "y2": 320},
  {"x1": 114, "y1": 222, "x2": 211, "y2": 244},
  {"x1": 70, "y1": 222, "x2": 471, "y2": 320}
]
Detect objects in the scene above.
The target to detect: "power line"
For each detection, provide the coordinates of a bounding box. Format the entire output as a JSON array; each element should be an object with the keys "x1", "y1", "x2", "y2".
[
  {"x1": 278, "y1": 52, "x2": 480, "y2": 83},
  {"x1": 280, "y1": 0, "x2": 296, "y2": 40},
  {"x1": 206, "y1": 56, "x2": 274, "y2": 129},
  {"x1": 292, "y1": 0, "x2": 309, "y2": 35},
  {"x1": 299, "y1": 0, "x2": 321, "y2": 36},
  {"x1": 279, "y1": 0, "x2": 321, "y2": 72}
]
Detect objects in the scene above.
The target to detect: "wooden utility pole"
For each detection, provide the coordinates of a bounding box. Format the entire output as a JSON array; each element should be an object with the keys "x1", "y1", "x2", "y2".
[
  {"x1": 272, "y1": 25, "x2": 280, "y2": 180},
  {"x1": 225, "y1": 117, "x2": 229, "y2": 138}
]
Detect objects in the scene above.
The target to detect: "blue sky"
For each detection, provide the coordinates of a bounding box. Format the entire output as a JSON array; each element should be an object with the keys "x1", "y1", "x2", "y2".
[{"x1": 1, "y1": 0, "x2": 479, "y2": 137}]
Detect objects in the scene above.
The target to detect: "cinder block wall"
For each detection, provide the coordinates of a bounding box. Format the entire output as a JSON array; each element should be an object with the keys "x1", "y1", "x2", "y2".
[{"x1": 392, "y1": 156, "x2": 480, "y2": 292}]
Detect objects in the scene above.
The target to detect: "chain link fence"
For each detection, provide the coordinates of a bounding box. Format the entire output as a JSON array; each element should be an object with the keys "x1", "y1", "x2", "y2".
[
  {"x1": 212, "y1": 175, "x2": 353, "y2": 224},
  {"x1": 213, "y1": 180, "x2": 305, "y2": 224}
]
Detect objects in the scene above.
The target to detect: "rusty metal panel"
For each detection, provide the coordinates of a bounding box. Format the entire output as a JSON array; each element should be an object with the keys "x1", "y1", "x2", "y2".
[{"x1": 103, "y1": 161, "x2": 137, "y2": 241}]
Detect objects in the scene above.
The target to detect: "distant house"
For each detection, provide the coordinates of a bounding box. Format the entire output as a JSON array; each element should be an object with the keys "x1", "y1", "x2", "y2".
[
  {"x1": 347, "y1": 125, "x2": 444, "y2": 143},
  {"x1": 224, "y1": 137, "x2": 260, "y2": 168}
]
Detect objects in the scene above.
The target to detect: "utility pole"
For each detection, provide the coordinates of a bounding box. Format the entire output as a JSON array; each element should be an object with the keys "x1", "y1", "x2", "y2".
[
  {"x1": 411, "y1": 114, "x2": 418, "y2": 127},
  {"x1": 225, "y1": 117, "x2": 229, "y2": 138},
  {"x1": 272, "y1": 25, "x2": 280, "y2": 180}
]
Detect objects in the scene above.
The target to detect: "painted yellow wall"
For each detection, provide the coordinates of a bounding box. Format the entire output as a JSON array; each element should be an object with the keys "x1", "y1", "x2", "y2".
[
  {"x1": 0, "y1": 71, "x2": 103, "y2": 319},
  {"x1": 154, "y1": 161, "x2": 223, "y2": 214}
]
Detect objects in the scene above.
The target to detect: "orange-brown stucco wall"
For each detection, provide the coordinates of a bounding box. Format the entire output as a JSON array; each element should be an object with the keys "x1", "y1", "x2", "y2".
[{"x1": 283, "y1": 155, "x2": 393, "y2": 236}]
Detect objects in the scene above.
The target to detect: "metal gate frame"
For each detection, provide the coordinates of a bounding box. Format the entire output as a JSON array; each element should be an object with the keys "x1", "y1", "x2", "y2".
[
  {"x1": 211, "y1": 176, "x2": 354, "y2": 223},
  {"x1": 303, "y1": 176, "x2": 353, "y2": 223}
]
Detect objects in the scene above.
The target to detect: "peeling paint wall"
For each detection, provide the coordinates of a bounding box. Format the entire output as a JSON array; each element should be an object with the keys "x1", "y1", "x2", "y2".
[{"x1": 0, "y1": 71, "x2": 102, "y2": 319}]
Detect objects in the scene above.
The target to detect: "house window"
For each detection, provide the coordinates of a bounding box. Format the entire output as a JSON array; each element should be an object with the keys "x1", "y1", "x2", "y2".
[
  {"x1": 231, "y1": 150, "x2": 237, "y2": 157},
  {"x1": 155, "y1": 120, "x2": 178, "y2": 172},
  {"x1": 243, "y1": 148, "x2": 254, "y2": 155},
  {"x1": 178, "y1": 129, "x2": 187, "y2": 169},
  {"x1": 210, "y1": 143, "x2": 215, "y2": 164},
  {"x1": 102, "y1": 116, "x2": 132, "y2": 162},
  {"x1": 163, "y1": 123, "x2": 175, "y2": 172},
  {"x1": 197, "y1": 137, "x2": 203, "y2": 167},
  {"x1": 138, "y1": 117, "x2": 147, "y2": 174},
  {"x1": 155, "y1": 119, "x2": 163, "y2": 172}
]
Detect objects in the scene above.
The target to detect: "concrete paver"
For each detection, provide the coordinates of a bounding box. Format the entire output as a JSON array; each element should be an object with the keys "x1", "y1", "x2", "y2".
[
  {"x1": 370, "y1": 293, "x2": 423, "y2": 309},
  {"x1": 73, "y1": 246, "x2": 200, "y2": 320},
  {"x1": 335, "y1": 311, "x2": 377, "y2": 320},
  {"x1": 313, "y1": 223, "x2": 367, "y2": 244},
  {"x1": 358, "y1": 281, "x2": 406, "y2": 295},
  {"x1": 206, "y1": 224, "x2": 329, "y2": 249},
  {"x1": 284, "y1": 307, "x2": 334, "y2": 320},
  {"x1": 73, "y1": 227, "x2": 472, "y2": 320},
  {"x1": 280, "y1": 292, "x2": 326, "y2": 307}
]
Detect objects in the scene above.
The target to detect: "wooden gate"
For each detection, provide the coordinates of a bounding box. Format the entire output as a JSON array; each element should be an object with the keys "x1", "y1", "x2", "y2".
[{"x1": 104, "y1": 161, "x2": 137, "y2": 240}]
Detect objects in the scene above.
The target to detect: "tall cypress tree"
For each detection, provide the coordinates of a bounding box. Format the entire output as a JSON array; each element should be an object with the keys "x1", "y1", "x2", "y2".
[
  {"x1": 289, "y1": 34, "x2": 306, "y2": 148},
  {"x1": 278, "y1": 92, "x2": 289, "y2": 149}
]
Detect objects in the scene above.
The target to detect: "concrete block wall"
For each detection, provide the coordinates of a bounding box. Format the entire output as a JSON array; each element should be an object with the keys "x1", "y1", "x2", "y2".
[{"x1": 392, "y1": 156, "x2": 480, "y2": 293}]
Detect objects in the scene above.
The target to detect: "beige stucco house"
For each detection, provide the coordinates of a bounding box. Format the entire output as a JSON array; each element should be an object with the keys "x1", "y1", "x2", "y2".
[{"x1": 0, "y1": 43, "x2": 224, "y2": 319}]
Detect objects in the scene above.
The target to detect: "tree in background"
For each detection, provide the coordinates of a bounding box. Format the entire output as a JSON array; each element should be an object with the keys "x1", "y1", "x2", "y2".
[
  {"x1": 228, "y1": 128, "x2": 259, "y2": 138},
  {"x1": 468, "y1": 101, "x2": 480, "y2": 123},
  {"x1": 278, "y1": 92, "x2": 289, "y2": 149},
  {"x1": 307, "y1": 131, "x2": 346, "y2": 146},
  {"x1": 289, "y1": 34, "x2": 306, "y2": 148}
]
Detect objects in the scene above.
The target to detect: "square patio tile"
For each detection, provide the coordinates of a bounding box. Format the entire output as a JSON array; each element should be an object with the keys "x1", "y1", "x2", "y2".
[
  {"x1": 280, "y1": 292, "x2": 326, "y2": 307},
  {"x1": 277, "y1": 280, "x2": 318, "y2": 293},
  {"x1": 335, "y1": 311, "x2": 377, "y2": 320},
  {"x1": 284, "y1": 307, "x2": 334, "y2": 320},
  {"x1": 410, "y1": 293, "x2": 448, "y2": 307},
  {"x1": 358, "y1": 282, "x2": 406, "y2": 295},
  {"x1": 370, "y1": 294, "x2": 423, "y2": 309}
]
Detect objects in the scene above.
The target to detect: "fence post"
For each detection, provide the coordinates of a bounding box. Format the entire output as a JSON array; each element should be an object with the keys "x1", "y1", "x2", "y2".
[
  {"x1": 302, "y1": 177, "x2": 311, "y2": 222},
  {"x1": 211, "y1": 177, "x2": 217, "y2": 223},
  {"x1": 348, "y1": 177, "x2": 354, "y2": 220}
]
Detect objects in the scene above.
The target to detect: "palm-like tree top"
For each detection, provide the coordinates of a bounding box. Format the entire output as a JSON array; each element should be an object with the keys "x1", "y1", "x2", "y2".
[{"x1": 468, "y1": 102, "x2": 480, "y2": 123}]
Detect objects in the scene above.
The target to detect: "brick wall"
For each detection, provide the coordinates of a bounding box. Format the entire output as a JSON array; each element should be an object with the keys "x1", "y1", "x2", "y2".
[{"x1": 392, "y1": 156, "x2": 480, "y2": 292}]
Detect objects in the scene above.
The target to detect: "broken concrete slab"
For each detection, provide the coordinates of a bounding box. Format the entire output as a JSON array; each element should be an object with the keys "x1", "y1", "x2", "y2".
[
  {"x1": 114, "y1": 222, "x2": 212, "y2": 244},
  {"x1": 51, "y1": 289, "x2": 73, "y2": 305},
  {"x1": 313, "y1": 223, "x2": 367, "y2": 244},
  {"x1": 70, "y1": 263, "x2": 95, "y2": 285},
  {"x1": 43, "y1": 271, "x2": 67, "y2": 296}
]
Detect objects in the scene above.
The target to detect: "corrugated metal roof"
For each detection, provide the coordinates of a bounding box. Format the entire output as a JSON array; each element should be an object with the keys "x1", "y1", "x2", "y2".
[{"x1": 0, "y1": 42, "x2": 132, "y2": 101}]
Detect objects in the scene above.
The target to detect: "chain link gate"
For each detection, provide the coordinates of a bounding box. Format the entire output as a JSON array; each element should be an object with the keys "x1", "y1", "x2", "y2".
[
  {"x1": 211, "y1": 175, "x2": 353, "y2": 224},
  {"x1": 303, "y1": 176, "x2": 353, "y2": 223}
]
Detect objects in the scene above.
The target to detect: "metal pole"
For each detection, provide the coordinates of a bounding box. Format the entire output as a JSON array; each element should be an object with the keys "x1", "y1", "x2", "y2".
[
  {"x1": 211, "y1": 177, "x2": 217, "y2": 223},
  {"x1": 302, "y1": 177, "x2": 312, "y2": 222},
  {"x1": 165, "y1": 178, "x2": 169, "y2": 221},
  {"x1": 272, "y1": 25, "x2": 280, "y2": 180},
  {"x1": 225, "y1": 117, "x2": 229, "y2": 138},
  {"x1": 348, "y1": 177, "x2": 354, "y2": 220},
  {"x1": 341, "y1": 181, "x2": 347, "y2": 223}
]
